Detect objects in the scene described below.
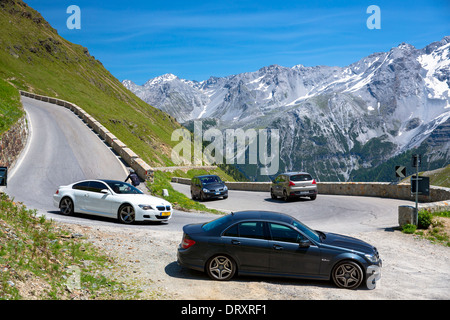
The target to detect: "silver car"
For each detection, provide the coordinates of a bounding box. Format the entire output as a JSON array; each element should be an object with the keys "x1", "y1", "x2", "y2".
[{"x1": 271, "y1": 172, "x2": 318, "y2": 201}]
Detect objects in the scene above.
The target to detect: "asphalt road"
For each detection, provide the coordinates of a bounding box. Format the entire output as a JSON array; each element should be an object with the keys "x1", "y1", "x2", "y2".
[
  {"x1": 171, "y1": 182, "x2": 415, "y2": 235},
  {"x1": 7, "y1": 97, "x2": 127, "y2": 214},
  {"x1": 6, "y1": 97, "x2": 218, "y2": 230},
  {"x1": 5, "y1": 96, "x2": 415, "y2": 236}
]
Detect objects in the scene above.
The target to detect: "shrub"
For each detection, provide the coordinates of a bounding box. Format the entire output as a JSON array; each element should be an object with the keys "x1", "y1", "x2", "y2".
[
  {"x1": 402, "y1": 224, "x2": 417, "y2": 234},
  {"x1": 418, "y1": 210, "x2": 433, "y2": 229}
]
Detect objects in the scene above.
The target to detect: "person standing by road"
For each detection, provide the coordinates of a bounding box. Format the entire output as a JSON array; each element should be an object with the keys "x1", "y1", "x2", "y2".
[{"x1": 125, "y1": 168, "x2": 140, "y2": 187}]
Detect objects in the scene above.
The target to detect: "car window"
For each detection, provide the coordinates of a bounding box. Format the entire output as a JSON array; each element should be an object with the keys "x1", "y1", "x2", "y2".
[
  {"x1": 269, "y1": 223, "x2": 304, "y2": 243},
  {"x1": 239, "y1": 222, "x2": 266, "y2": 239},
  {"x1": 223, "y1": 224, "x2": 239, "y2": 237},
  {"x1": 200, "y1": 176, "x2": 222, "y2": 184},
  {"x1": 72, "y1": 181, "x2": 90, "y2": 191},
  {"x1": 88, "y1": 181, "x2": 108, "y2": 193},
  {"x1": 103, "y1": 181, "x2": 143, "y2": 194},
  {"x1": 223, "y1": 222, "x2": 266, "y2": 240},
  {"x1": 202, "y1": 215, "x2": 232, "y2": 232},
  {"x1": 290, "y1": 174, "x2": 312, "y2": 181},
  {"x1": 291, "y1": 219, "x2": 320, "y2": 242}
]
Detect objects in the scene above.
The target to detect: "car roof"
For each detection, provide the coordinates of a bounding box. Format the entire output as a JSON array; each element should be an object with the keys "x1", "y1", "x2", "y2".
[
  {"x1": 230, "y1": 210, "x2": 294, "y2": 224},
  {"x1": 280, "y1": 172, "x2": 311, "y2": 175},
  {"x1": 100, "y1": 179, "x2": 127, "y2": 184},
  {"x1": 194, "y1": 175, "x2": 220, "y2": 178}
]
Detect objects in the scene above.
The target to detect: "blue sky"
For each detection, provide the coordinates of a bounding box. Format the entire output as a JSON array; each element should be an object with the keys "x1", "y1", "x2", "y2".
[{"x1": 25, "y1": 0, "x2": 450, "y2": 84}]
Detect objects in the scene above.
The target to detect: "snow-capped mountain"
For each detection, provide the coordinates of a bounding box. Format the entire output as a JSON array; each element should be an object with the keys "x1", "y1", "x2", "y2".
[{"x1": 123, "y1": 36, "x2": 450, "y2": 181}]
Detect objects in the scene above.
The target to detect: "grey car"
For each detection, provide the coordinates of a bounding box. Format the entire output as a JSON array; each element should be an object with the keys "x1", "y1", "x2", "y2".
[
  {"x1": 191, "y1": 175, "x2": 228, "y2": 201},
  {"x1": 271, "y1": 172, "x2": 318, "y2": 201},
  {"x1": 177, "y1": 211, "x2": 382, "y2": 289}
]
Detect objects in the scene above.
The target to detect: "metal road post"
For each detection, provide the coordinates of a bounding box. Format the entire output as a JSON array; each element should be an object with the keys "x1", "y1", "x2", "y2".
[{"x1": 411, "y1": 154, "x2": 421, "y2": 226}]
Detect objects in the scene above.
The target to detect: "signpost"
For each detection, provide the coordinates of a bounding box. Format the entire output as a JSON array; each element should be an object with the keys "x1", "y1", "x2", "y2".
[{"x1": 410, "y1": 154, "x2": 421, "y2": 226}]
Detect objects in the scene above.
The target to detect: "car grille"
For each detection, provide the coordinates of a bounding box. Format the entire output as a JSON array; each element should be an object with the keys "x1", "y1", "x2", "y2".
[{"x1": 156, "y1": 205, "x2": 171, "y2": 211}]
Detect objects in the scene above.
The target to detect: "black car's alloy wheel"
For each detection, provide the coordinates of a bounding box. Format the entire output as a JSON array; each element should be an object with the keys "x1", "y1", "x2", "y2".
[
  {"x1": 118, "y1": 204, "x2": 135, "y2": 224},
  {"x1": 332, "y1": 261, "x2": 363, "y2": 289},
  {"x1": 60, "y1": 197, "x2": 74, "y2": 215},
  {"x1": 206, "y1": 255, "x2": 236, "y2": 281}
]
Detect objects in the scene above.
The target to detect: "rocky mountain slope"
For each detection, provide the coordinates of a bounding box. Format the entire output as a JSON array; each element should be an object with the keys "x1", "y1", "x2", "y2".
[{"x1": 124, "y1": 37, "x2": 450, "y2": 181}]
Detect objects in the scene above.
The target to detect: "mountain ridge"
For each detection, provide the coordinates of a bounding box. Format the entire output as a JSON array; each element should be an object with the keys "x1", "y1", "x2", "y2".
[{"x1": 123, "y1": 37, "x2": 450, "y2": 181}]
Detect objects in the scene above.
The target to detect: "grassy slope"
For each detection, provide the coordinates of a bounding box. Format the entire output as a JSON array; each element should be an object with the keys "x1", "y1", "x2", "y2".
[
  {"x1": 399, "y1": 163, "x2": 450, "y2": 188},
  {"x1": 0, "y1": 193, "x2": 138, "y2": 299},
  {"x1": 0, "y1": 0, "x2": 183, "y2": 166},
  {"x1": 0, "y1": 78, "x2": 23, "y2": 135}
]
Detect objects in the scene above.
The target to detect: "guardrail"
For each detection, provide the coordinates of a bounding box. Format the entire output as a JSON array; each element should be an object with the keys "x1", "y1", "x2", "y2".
[{"x1": 19, "y1": 90, "x2": 154, "y2": 182}]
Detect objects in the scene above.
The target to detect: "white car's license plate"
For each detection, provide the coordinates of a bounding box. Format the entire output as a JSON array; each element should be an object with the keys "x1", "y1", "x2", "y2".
[{"x1": 161, "y1": 211, "x2": 171, "y2": 216}]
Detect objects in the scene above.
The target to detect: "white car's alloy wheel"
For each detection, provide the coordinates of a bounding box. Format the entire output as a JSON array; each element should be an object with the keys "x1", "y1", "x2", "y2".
[
  {"x1": 60, "y1": 197, "x2": 74, "y2": 215},
  {"x1": 118, "y1": 204, "x2": 135, "y2": 224}
]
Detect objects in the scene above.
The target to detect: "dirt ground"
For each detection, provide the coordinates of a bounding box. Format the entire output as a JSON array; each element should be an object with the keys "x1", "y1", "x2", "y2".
[{"x1": 64, "y1": 220, "x2": 450, "y2": 301}]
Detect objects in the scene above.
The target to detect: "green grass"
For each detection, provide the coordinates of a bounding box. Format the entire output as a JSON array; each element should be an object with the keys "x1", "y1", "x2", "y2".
[
  {"x1": 401, "y1": 209, "x2": 450, "y2": 247},
  {"x1": 0, "y1": 78, "x2": 23, "y2": 135},
  {"x1": 424, "y1": 164, "x2": 450, "y2": 188},
  {"x1": 0, "y1": 1, "x2": 184, "y2": 166},
  {"x1": 0, "y1": 193, "x2": 139, "y2": 299}
]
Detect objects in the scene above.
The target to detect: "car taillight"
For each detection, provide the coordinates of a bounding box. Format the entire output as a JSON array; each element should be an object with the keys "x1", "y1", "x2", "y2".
[
  {"x1": 312, "y1": 179, "x2": 316, "y2": 185},
  {"x1": 288, "y1": 181, "x2": 295, "y2": 186},
  {"x1": 181, "y1": 234, "x2": 196, "y2": 249},
  {"x1": 55, "y1": 189, "x2": 59, "y2": 194}
]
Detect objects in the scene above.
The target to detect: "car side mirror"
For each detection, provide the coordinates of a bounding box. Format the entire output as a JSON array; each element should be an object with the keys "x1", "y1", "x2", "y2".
[
  {"x1": 299, "y1": 239, "x2": 311, "y2": 248},
  {"x1": 100, "y1": 189, "x2": 110, "y2": 194}
]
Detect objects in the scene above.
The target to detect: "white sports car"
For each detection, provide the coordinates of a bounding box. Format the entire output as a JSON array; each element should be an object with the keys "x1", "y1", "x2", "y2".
[{"x1": 53, "y1": 179, "x2": 172, "y2": 224}]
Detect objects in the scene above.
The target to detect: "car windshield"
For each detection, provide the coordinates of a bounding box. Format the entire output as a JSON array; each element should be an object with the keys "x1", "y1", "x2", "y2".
[
  {"x1": 290, "y1": 174, "x2": 312, "y2": 181},
  {"x1": 202, "y1": 215, "x2": 232, "y2": 232},
  {"x1": 104, "y1": 181, "x2": 143, "y2": 194},
  {"x1": 291, "y1": 219, "x2": 320, "y2": 242},
  {"x1": 200, "y1": 176, "x2": 222, "y2": 184}
]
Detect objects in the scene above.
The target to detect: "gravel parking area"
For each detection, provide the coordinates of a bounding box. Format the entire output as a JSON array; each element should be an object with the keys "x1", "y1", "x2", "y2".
[{"x1": 63, "y1": 216, "x2": 450, "y2": 300}]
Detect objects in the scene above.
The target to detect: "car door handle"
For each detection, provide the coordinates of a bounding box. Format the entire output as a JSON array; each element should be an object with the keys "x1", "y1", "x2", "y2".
[
  {"x1": 273, "y1": 245, "x2": 283, "y2": 250},
  {"x1": 231, "y1": 240, "x2": 241, "y2": 245}
]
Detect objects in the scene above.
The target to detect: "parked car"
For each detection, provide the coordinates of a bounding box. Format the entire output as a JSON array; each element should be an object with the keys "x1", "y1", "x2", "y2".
[
  {"x1": 191, "y1": 175, "x2": 228, "y2": 201},
  {"x1": 271, "y1": 172, "x2": 317, "y2": 201},
  {"x1": 177, "y1": 211, "x2": 382, "y2": 289},
  {"x1": 53, "y1": 179, "x2": 172, "y2": 224}
]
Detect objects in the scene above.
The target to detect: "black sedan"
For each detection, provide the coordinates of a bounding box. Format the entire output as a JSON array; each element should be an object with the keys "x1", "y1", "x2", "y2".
[{"x1": 177, "y1": 211, "x2": 382, "y2": 289}]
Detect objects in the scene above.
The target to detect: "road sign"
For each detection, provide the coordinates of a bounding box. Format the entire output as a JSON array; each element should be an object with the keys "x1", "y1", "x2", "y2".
[
  {"x1": 395, "y1": 165, "x2": 406, "y2": 178},
  {"x1": 411, "y1": 175, "x2": 430, "y2": 196}
]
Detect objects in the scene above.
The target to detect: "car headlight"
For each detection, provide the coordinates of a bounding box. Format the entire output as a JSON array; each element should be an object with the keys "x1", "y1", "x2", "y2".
[
  {"x1": 224, "y1": 186, "x2": 228, "y2": 191},
  {"x1": 138, "y1": 204, "x2": 154, "y2": 210},
  {"x1": 202, "y1": 188, "x2": 209, "y2": 193},
  {"x1": 365, "y1": 253, "x2": 378, "y2": 263}
]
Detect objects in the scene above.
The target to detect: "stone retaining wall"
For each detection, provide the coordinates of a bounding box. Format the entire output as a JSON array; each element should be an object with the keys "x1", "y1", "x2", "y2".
[{"x1": 0, "y1": 115, "x2": 28, "y2": 170}]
